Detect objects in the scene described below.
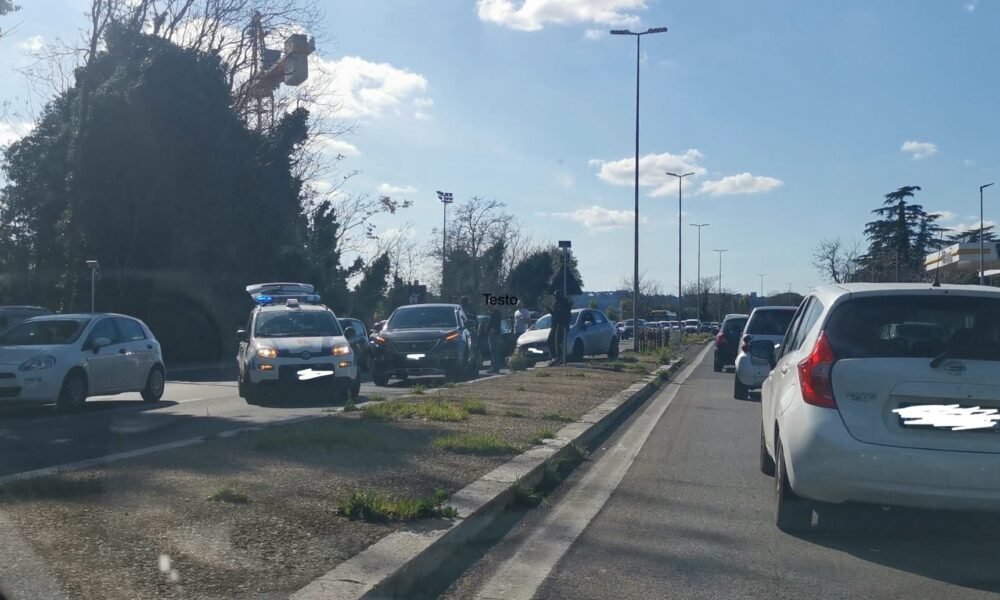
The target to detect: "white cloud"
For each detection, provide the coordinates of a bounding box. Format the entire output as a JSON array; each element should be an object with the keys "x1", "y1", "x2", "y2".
[
  {"x1": 590, "y1": 150, "x2": 707, "y2": 197},
  {"x1": 901, "y1": 140, "x2": 939, "y2": 160},
  {"x1": 551, "y1": 205, "x2": 646, "y2": 231},
  {"x1": 931, "y1": 210, "x2": 958, "y2": 223},
  {"x1": 583, "y1": 29, "x2": 604, "y2": 40},
  {"x1": 698, "y1": 173, "x2": 783, "y2": 196},
  {"x1": 964, "y1": 158, "x2": 977, "y2": 167},
  {"x1": 556, "y1": 173, "x2": 574, "y2": 190},
  {"x1": 477, "y1": 0, "x2": 647, "y2": 32},
  {"x1": 966, "y1": 0, "x2": 979, "y2": 11},
  {"x1": 0, "y1": 122, "x2": 33, "y2": 146},
  {"x1": 19, "y1": 35, "x2": 45, "y2": 52},
  {"x1": 315, "y1": 135, "x2": 360, "y2": 157},
  {"x1": 377, "y1": 183, "x2": 418, "y2": 195},
  {"x1": 311, "y1": 55, "x2": 430, "y2": 120}
]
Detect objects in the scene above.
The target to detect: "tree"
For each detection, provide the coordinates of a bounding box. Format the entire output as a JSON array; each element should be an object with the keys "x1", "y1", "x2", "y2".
[
  {"x1": 812, "y1": 237, "x2": 862, "y2": 283},
  {"x1": 618, "y1": 273, "x2": 663, "y2": 318},
  {"x1": 606, "y1": 306, "x2": 619, "y2": 321},
  {"x1": 437, "y1": 197, "x2": 520, "y2": 302},
  {"x1": 549, "y1": 248, "x2": 584, "y2": 295},
  {"x1": 862, "y1": 186, "x2": 943, "y2": 282},
  {"x1": 350, "y1": 253, "x2": 390, "y2": 322},
  {"x1": 947, "y1": 225, "x2": 996, "y2": 244},
  {"x1": 507, "y1": 249, "x2": 554, "y2": 309},
  {"x1": 0, "y1": 1, "x2": 17, "y2": 38}
]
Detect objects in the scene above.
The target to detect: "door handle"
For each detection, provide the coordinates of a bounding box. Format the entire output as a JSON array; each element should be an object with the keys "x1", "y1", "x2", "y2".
[{"x1": 780, "y1": 366, "x2": 788, "y2": 374}]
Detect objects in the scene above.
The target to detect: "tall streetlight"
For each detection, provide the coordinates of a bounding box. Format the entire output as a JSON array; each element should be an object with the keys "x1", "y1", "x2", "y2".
[
  {"x1": 690, "y1": 223, "x2": 709, "y2": 322},
  {"x1": 714, "y1": 249, "x2": 728, "y2": 324},
  {"x1": 610, "y1": 26, "x2": 669, "y2": 352},
  {"x1": 786, "y1": 282, "x2": 793, "y2": 294},
  {"x1": 436, "y1": 191, "x2": 453, "y2": 294},
  {"x1": 666, "y1": 172, "x2": 694, "y2": 324},
  {"x1": 981, "y1": 183, "x2": 994, "y2": 285},
  {"x1": 85, "y1": 260, "x2": 99, "y2": 313},
  {"x1": 758, "y1": 273, "x2": 766, "y2": 299}
]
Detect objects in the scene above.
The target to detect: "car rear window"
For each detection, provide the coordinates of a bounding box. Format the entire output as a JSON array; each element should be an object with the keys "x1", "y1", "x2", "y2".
[
  {"x1": 824, "y1": 295, "x2": 1000, "y2": 360},
  {"x1": 723, "y1": 318, "x2": 747, "y2": 336},
  {"x1": 746, "y1": 310, "x2": 795, "y2": 335},
  {"x1": 388, "y1": 306, "x2": 458, "y2": 329}
]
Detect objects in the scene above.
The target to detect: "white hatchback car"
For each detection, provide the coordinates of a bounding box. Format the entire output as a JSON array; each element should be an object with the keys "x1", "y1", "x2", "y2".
[
  {"x1": 0, "y1": 313, "x2": 165, "y2": 412},
  {"x1": 733, "y1": 306, "x2": 798, "y2": 399},
  {"x1": 755, "y1": 283, "x2": 1000, "y2": 531}
]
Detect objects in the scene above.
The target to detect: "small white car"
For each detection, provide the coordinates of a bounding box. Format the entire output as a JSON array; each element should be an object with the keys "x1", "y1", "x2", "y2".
[
  {"x1": 683, "y1": 319, "x2": 701, "y2": 334},
  {"x1": 756, "y1": 283, "x2": 1000, "y2": 532},
  {"x1": 237, "y1": 283, "x2": 359, "y2": 404},
  {"x1": 515, "y1": 309, "x2": 618, "y2": 364},
  {"x1": 0, "y1": 313, "x2": 165, "y2": 412},
  {"x1": 733, "y1": 306, "x2": 798, "y2": 399}
]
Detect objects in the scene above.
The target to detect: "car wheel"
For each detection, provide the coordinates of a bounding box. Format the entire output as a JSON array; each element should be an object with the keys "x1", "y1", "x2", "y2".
[
  {"x1": 372, "y1": 371, "x2": 389, "y2": 387},
  {"x1": 141, "y1": 366, "x2": 165, "y2": 403},
  {"x1": 775, "y1": 433, "x2": 813, "y2": 532},
  {"x1": 333, "y1": 383, "x2": 350, "y2": 404},
  {"x1": 570, "y1": 340, "x2": 584, "y2": 363},
  {"x1": 713, "y1": 360, "x2": 722, "y2": 373},
  {"x1": 350, "y1": 376, "x2": 361, "y2": 399},
  {"x1": 56, "y1": 371, "x2": 87, "y2": 413},
  {"x1": 607, "y1": 337, "x2": 619, "y2": 359},
  {"x1": 734, "y1": 376, "x2": 749, "y2": 400},
  {"x1": 759, "y1": 423, "x2": 776, "y2": 476},
  {"x1": 244, "y1": 382, "x2": 264, "y2": 405}
]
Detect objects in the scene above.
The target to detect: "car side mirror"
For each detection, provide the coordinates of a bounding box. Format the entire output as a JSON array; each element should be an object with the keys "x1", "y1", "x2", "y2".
[
  {"x1": 344, "y1": 326, "x2": 357, "y2": 339},
  {"x1": 749, "y1": 339, "x2": 777, "y2": 370},
  {"x1": 236, "y1": 329, "x2": 248, "y2": 343},
  {"x1": 91, "y1": 337, "x2": 111, "y2": 353}
]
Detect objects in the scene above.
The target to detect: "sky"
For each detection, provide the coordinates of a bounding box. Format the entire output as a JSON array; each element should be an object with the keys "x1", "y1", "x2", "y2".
[{"x1": 1, "y1": 0, "x2": 999, "y2": 296}]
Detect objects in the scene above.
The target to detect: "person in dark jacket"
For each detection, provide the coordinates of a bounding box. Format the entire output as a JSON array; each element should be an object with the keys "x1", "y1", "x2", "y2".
[
  {"x1": 548, "y1": 291, "x2": 572, "y2": 365},
  {"x1": 486, "y1": 307, "x2": 503, "y2": 374}
]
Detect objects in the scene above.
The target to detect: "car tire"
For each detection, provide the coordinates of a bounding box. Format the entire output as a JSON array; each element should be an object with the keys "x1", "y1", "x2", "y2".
[
  {"x1": 775, "y1": 433, "x2": 813, "y2": 532},
  {"x1": 333, "y1": 383, "x2": 350, "y2": 404},
  {"x1": 244, "y1": 383, "x2": 265, "y2": 405},
  {"x1": 570, "y1": 340, "x2": 584, "y2": 363},
  {"x1": 140, "y1": 366, "x2": 165, "y2": 403},
  {"x1": 56, "y1": 370, "x2": 88, "y2": 413},
  {"x1": 607, "y1": 337, "x2": 619, "y2": 359},
  {"x1": 372, "y1": 371, "x2": 389, "y2": 387},
  {"x1": 734, "y1": 376, "x2": 749, "y2": 400},
  {"x1": 759, "y1": 423, "x2": 776, "y2": 476},
  {"x1": 713, "y1": 359, "x2": 722, "y2": 373}
]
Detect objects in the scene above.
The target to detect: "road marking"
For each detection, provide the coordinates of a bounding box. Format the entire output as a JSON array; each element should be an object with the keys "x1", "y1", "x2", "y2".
[{"x1": 473, "y1": 343, "x2": 712, "y2": 600}]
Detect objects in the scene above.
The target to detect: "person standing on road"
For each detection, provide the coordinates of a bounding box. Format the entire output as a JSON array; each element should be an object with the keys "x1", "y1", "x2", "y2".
[
  {"x1": 549, "y1": 291, "x2": 572, "y2": 365},
  {"x1": 487, "y1": 307, "x2": 503, "y2": 374},
  {"x1": 514, "y1": 300, "x2": 531, "y2": 336}
]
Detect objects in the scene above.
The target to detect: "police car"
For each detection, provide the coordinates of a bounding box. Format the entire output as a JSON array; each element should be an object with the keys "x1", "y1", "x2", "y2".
[{"x1": 236, "y1": 283, "x2": 360, "y2": 404}]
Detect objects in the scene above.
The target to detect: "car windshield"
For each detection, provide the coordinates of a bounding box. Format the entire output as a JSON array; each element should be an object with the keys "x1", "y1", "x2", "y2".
[
  {"x1": 254, "y1": 310, "x2": 342, "y2": 337},
  {"x1": 747, "y1": 310, "x2": 796, "y2": 336},
  {"x1": 387, "y1": 306, "x2": 457, "y2": 329},
  {"x1": 531, "y1": 314, "x2": 552, "y2": 330},
  {"x1": 825, "y1": 296, "x2": 1000, "y2": 360},
  {"x1": 0, "y1": 318, "x2": 90, "y2": 346},
  {"x1": 724, "y1": 318, "x2": 749, "y2": 336}
]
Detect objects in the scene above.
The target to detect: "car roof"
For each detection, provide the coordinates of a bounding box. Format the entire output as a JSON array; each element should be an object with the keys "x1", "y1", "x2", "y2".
[
  {"x1": 811, "y1": 282, "x2": 1000, "y2": 303},
  {"x1": 749, "y1": 305, "x2": 797, "y2": 313},
  {"x1": 395, "y1": 303, "x2": 459, "y2": 309},
  {"x1": 0, "y1": 305, "x2": 50, "y2": 311},
  {"x1": 257, "y1": 303, "x2": 331, "y2": 313}
]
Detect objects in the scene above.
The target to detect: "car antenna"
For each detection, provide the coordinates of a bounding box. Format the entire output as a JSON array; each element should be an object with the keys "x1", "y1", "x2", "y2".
[{"x1": 931, "y1": 228, "x2": 945, "y2": 287}]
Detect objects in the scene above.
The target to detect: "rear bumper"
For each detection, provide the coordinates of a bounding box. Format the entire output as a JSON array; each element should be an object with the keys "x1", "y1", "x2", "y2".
[
  {"x1": 782, "y1": 403, "x2": 1000, "y2": 512},
  {"x1": 374, "y1": 352, "x2": 463, "y2": 376},
  {"x1": 735, "y1": 353, "x2": 769, "y2": 388}
]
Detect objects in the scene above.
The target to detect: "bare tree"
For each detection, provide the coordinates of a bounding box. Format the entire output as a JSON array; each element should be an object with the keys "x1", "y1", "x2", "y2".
[
  {"x1": 618, "y1": 271, "x2": 663, "y2": 297},
  {"x1": 812, "y1": 237, "x2": 862, "y2": 284}
]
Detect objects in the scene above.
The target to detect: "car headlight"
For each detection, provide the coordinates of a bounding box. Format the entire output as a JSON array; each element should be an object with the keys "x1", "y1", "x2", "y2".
[
  {"x1": 256, "y1": 346, "x2": 278, "y2": 359},
  {"x1": 331, "y1": 344, "x2": 351, "y2": 356},
  {"x1": 19, "y1": 355, "x2": 56, "y2": 371}
]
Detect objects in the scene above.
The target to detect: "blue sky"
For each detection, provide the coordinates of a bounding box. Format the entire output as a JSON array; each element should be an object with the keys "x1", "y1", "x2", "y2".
[{"x1": 1, "y1": 0, "x2": 998, "y2": 295}]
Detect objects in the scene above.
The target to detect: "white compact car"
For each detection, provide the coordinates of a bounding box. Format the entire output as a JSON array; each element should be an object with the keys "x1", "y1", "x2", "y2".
[
  {"x1": 237, "y1": 283, "x2": 360, "y2": 404},
  {"x1": 683, "y1": 319, "x2": 701, "y2": 334},
  {"x1": 0, "y1": 313, "x2": 165, "y2": 411},
  {"x1": 733, "y1": 305, "x2": 798, "y2": 399},
  {"x1": 515, "y1": 309, "x2": 618, "y2": 364},
  {"x1": 755, "y1": 283, "x2": 1000, "y2": 532}
]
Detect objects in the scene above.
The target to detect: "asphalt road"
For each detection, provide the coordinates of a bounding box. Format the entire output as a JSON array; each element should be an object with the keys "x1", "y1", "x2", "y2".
[
  {"x1": 0, "y1": 371, "x2": 486, "y2": 479},
  {"x1": 445, "y1": 347, "x2": 1000, "y2": 600}
]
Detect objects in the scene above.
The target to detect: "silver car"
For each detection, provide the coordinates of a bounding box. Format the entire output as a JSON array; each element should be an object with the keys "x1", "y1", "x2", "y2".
[{"x1": 515, "y1": 309, "x2": 619, "y2": 363}]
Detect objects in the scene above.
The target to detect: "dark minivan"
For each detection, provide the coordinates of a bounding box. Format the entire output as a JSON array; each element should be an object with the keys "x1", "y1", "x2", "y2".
[{"x1": 714, "y1": 313, "x2": 749, "y2": 372}]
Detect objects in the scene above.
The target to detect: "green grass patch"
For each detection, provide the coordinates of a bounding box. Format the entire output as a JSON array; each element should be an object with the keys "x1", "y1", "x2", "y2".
[
  {"x1": 606, "y1": 361, "x2": 625, "y2": 372},
  {"x1": 534, "y1": 371, "x2": 551, "y2": 378},
  {"x1": 542, "y1": 412, "x2": 574, "y2": 423},
  {"x1": 369, "y1": 394, "x2": 387, "y2": 403},
  {"x1": 512, "y1": 477, "x2": 543, "y2": 508},
  {"x1": 626, "y1": 364, "x2": 650, "y2": 374},
  {"x1": 508, "y1": 355, "x2": 530, "y2": 371},
  {"x1": 441, "y1": 382, "x2": 456, "y2": 389},
  {"x1": 432, "y1": 433, "x2": 519, "y2": 455},
  {"x1": 531, "y1": 428, "x2": 557, "y2": 445},
  {"x1": 565, "y1": 371, "x2": 586, "y2": 378},
  {"x1": 207, "y1": 486, "x2": 250, "y2": 504},
  {"x1": 461, "y1": 397, "x2": 487, "y2": 415},
  {"x1": 342, "y1": 398, "x2": 360, "y2": 412},
  {"x1": 363, "y1": 399, "x2": 468, "y2": 422},
  {"x1": 516, "y1": 385, "x2": 527, "y2": 391},
  {"x1": 503, "y1": 409, "x2": 527, "y2": 418},
  {"x1": 337, "y1": 489, "x2": 458, "y2": 522},
  {"x1": 410, "y1": 384, "x2": 427, "y2": 395}
]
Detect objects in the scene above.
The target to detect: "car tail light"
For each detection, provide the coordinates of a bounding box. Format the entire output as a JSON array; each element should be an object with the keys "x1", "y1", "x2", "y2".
[
  {"x1": 741, "y1": 334, "x2": 751, "y2": 352},
  {"x1": 797, "y1": 332, "x2": 837, "y2": 409},
  {"x1": 374, "y1": 335, "x2": 387, "y2": 345},
  {"x1": 715, "y1": 332, "x2": 727, "y2": 348},
  {"x1": 443, "y1": 331, "x2": 460, "y2": 342}
]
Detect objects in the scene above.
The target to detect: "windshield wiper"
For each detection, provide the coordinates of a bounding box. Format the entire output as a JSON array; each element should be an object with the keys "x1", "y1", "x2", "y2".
[{"x1": 929, "y1": 348, "x2": 954, "y2": 369}]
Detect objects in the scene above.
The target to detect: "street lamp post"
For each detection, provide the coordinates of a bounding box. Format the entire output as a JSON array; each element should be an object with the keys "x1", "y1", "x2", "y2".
[
  {"x1": 666, "y1": 172, "x2": 694, "y2": 326},
  {"x1": 610, "y1": 26, "x2": 668, "y2": 352},
  {"x1": 85, "y1": 260, "x2": 99, "y2": 313},
  {"x1": 713, "y1": 249, "x2": 727, "y2": 324},
  {"x1": 558, "y1": 241, "x2": 572, "y2": 364},
  {"x1": 981, "y1": 183, "x2": 994, "y2": 285},
  {"x1": 436, "y1": 191, "x2": 453, "y2": 295},
  {"x1": 758, "y1": 273, "x2": 766, "y2": 299},
  {"x1": 690, "y1": 223, "x2": 709, "y2": 322}
]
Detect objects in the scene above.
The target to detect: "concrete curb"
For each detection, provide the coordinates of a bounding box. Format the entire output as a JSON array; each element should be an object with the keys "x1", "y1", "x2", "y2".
[{"x1": 291, "y1": 356, "x2": 688, "y2": 600}]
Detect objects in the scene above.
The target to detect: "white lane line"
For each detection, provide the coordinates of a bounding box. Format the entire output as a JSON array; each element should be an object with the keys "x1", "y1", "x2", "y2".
[{"x1": 474, "y1": 343, "x2": 712, "y2": 600}]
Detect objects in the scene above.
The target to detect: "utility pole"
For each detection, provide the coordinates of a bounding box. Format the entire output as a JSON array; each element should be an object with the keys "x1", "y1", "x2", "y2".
[
  {"x1": 666, "y1": 171, "x2": 694, "y2": 325},
  {"x1": 690, "y1": 223, "x2": 709, "y2": 322},
  {"x1": 559, "y1": 241, "x2": 572, "y2": 364},
  {"x1": 981, "y1": 183, "x2": 994, "y2": 285},
  {"x1": 714, "y1": 249, "x2": 728, "y2": 324},
  {"x1": 85, "y1": 260, "x2": 99, "y2": 312},
  {"x1": 610, "y1": 26, "x2": 668, "y2": 351},
  {"x1": 758, "y1": 273, "x2": 766, "y2": 299},
  {"x1": 437, "y1": 191, "x2": 453, "y2": 295}
]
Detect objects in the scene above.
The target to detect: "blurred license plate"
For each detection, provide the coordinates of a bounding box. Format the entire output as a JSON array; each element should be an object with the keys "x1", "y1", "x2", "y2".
[
  {"x1": 528, "y1": 348, "x2": 544, "y2": 354},
  {"x1": 407, "y1": 353, "x2": 426, "y2": 360}
]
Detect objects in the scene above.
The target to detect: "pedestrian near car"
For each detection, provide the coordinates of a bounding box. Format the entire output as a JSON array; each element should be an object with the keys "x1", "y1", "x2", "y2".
[
  {"x1": 487, "y1": 307, "x2": 503, "y2": 374},
  {"x1": 514, "y1": 300, "x2": 531, "y2": 335},
  {"x1": 549, "y1": 290, "x2": 572, "y2": 365}
]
